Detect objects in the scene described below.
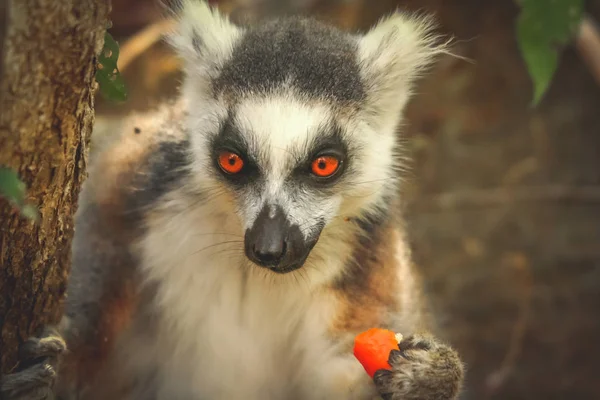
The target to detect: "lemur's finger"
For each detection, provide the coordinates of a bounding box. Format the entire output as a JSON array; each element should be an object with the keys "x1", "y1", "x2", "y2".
[
  {"x1": 19, "y1": 329, "x2": 66, "y2": 361},
  {"x1": 373, "y1": 369, "x2": 394, "y2": 400},
  {"x1": 0, "y1": 361, "x2": 57, "y2": 400},
  {"x1": 377, "y1": 334, "x2": 464, "y2": 400}
]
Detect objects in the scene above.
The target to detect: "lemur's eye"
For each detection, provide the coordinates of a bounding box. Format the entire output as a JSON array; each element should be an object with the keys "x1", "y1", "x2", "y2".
[
  {"x1": 311, "y1": 155, "x2": 340, "y2": 178},
  {"x1": 218, "y1": 151, "x2": 244, "y2": 174}
]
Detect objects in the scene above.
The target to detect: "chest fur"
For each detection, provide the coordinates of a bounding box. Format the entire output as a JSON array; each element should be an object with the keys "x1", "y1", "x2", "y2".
[
  {"x1": 152, "y1": 264, "x2": 348, "y2": 399},
  {"x1": 134, "y1": 217, "x2": 336, "y2": 398},
  {"x1": 124, "y1": 203, "x2": 395, "y2": 399}
]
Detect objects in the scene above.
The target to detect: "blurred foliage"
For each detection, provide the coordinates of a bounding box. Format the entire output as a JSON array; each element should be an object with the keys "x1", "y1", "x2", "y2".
[
  {"x1": 96, "y1": 32, "x2": 128, "y2": 103},
  {"x1": 517, "y1": 0, "x2": 584, "y2": 106},
  {"x1": 0, "y1": 168, "x2": 39, "y2": 221}
]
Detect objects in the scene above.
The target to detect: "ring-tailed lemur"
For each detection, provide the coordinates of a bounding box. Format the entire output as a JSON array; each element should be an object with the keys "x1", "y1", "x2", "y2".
[{"x1": 0, "y1": 1, "x2": 463, "y2": 399}]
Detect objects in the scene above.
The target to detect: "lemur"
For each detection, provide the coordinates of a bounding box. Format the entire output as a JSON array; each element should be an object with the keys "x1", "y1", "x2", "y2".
[{"x1": 0, "y1": 1, "x2": 464, "y2": 399}]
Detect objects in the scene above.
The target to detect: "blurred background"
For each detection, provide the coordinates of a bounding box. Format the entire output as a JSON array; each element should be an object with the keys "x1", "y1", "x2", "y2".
[{"x1": 96, "y1": 0, "x2": 600, "y2": 398}]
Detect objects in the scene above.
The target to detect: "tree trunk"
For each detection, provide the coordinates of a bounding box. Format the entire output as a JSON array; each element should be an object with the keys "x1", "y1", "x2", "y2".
[{"x1": 0, "y1": 0, "x2": 110, "y2": 374}]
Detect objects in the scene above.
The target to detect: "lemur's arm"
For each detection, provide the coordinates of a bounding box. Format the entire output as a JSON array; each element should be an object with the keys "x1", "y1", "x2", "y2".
[
  {"x1": 0, "y1": 106, "x2": 184, "y2": 399},
  {"x1": 372, "y1": 256, "x2": 464, "y2": 399},
  {"x1": 329, "y1": 301, "x2": 463, "y2": 400},
  {"x1": 327, "y1": 219, "x2": 464, "y2": 400},
  {"x1": 56, "y1": 193, "x2": 139, "y2": 396},
  {"x1": 0, "y1": 163, "x2": 139, "y2": 400}
]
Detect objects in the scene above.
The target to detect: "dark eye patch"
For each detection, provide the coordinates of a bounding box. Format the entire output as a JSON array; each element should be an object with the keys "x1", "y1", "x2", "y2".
[
  {"x1": 290, "y1": 120, "x2": 349, "y2": 187},
  {"x1": 210, "y1": 113, "x2": 260, "y2": 186}
]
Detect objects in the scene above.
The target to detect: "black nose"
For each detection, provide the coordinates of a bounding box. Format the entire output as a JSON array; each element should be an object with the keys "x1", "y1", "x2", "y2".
[
  {"x1": 245, "y1": 205, "x2": 289, "y2": 267},
  {"x1": 251, "y1": 240, "x2": 286, "y2": 266}
]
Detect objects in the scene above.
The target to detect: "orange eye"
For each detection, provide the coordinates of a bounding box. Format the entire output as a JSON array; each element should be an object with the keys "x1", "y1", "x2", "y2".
[
  {"x1": 218, "y1": 151, "x2": 244, "y2": 174},
  {"x1": 311, "y1": 155, "x2": 340, "y2": 177}
]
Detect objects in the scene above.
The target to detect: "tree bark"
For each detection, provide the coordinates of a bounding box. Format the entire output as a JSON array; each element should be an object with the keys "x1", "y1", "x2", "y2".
[{"x1": 0, "y1": 0, "x2": 110, "y2": 374}]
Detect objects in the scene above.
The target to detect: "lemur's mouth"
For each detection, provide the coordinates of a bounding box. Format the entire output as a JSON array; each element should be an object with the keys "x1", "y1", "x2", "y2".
[
  {"x1": 269, "y1": 261, "x2": 303, "y2": 274},
  {"x1": 244, "y1": 204, "x2": 322, "y2": 273}
]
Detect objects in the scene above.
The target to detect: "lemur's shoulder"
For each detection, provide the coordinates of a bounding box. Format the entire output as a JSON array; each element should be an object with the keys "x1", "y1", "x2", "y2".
[
  {"x1": 83, "y1": 100, "x2": 189, "y2": 231},
  {"x1": 59, "y1": 100, "x2": 190, "y2": 393}
]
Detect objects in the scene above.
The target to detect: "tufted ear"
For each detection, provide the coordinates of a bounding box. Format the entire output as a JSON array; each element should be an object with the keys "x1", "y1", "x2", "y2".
[
  {"x1": 167, "y1": 0, "x2": 243, "y2": 79},
  {"x1": 357, "y1": 12, "x2": 449, "y2": 127}
]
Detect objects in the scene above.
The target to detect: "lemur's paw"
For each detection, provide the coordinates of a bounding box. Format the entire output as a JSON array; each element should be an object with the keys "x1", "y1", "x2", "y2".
[
  {"x1": 0, "y1": 362, "x2": 57, "y2": 400},
  {"x1": 373, "y1": 333, "x2": 464, "y2": 400},
  {"x1": 19, "y1": 327, "x2": 66, "y2": 364},
  {"x1": 0, "y1": 327, "x2": 65, "y2": 400}
]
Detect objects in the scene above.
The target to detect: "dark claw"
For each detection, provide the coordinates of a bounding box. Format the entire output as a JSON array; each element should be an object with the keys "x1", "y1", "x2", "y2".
[
  {"x1": 388, "y1": 349, "x2": 404, "y2": 365},
  {"x1": 398, "y1": 335, "x2": 432, "y2": 352}
]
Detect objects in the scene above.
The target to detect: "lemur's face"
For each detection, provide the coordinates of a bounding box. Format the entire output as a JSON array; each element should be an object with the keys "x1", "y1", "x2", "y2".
[
  {"x1": 207, "y1": 98, "x2": 370, "y2": 273},
  {"x1": 170, "y1": 1, "x2": 444, "y2": 273}
]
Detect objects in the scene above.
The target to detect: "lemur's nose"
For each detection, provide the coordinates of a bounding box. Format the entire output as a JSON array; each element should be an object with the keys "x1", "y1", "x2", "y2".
[
  {"x1": 252, "y1": 240, "x2": 286, "y2": 266},
  {"x1": 245, "y1": 204, "x2": 289, "y2": 268}
]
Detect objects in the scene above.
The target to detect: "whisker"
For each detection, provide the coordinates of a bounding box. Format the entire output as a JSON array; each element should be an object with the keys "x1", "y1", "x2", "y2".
[
  {"x1": 205, "y1": 247, "x2": 244, "y2": 260},
  {"x1": 190, "y1": 232, "x2": 244, "y2": 238},
  {"x1": 189, "y1": 240, "x2": 245, "y2": 257}
]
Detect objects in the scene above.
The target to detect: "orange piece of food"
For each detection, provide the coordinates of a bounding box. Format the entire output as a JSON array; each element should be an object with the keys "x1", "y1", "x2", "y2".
[{"x1": 353, "y1": 328, "x2": 402, "y2": 378}]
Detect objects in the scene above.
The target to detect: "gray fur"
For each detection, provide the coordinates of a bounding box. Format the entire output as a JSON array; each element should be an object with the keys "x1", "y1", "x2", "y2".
[
  {"x1": 65, "y1": 137, "x2": 193, "y2": 347},
  {"x1": 213, "y1": 17, "x2": 365, "y2": 104},
  {"x1": 0, "y1": 327, "x2": 64, "y2": 400},
  {"x1": 374, "y1": 334, "x2": 465, "y2": 400},
  {"x1": 64, "y1": 200, "x2": 136, "y2": 345},
  {"x1": 125, "y1": 139, "x2": 194, "y2": 223}
]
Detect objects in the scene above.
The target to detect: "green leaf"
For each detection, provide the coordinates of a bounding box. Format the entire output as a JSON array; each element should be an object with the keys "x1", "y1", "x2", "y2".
[
  {"x1": 517, "y1": 0, "x2": 584, "y2": 106},
  {"x1": 96, "y1": 31, "x2": 127, "y2": 103},
  {"x1": 20, "y1": 204, "x2": 40, "y2": 221},
  {"x1": 0, "y1": 167, "x2": 40, "y2": 222},
  {"x1": 0, "y1": 167, "x2": 26, "y2": 205}
]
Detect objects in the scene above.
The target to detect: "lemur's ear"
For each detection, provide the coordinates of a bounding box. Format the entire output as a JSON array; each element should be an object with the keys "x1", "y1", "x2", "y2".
[
  {"x1": 357, "y1": 12, "x2": 448, "y2": 124},
  {"x1": 168, "y1": 1, "x2": 243, "y2": 78}
]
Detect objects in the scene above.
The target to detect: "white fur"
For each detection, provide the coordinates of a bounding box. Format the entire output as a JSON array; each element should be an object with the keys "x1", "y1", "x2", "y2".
[
  {"x1": 168, "y1": 0, "x2": 242, "y2": 66},
  {"x1": 357, "y1": 12, "x2": 450, "y2": 131},
  {"x1": 133, "y1": 190, "x2": 379, "y2": 399},
  {"x1": 232, "y1": 95, "x2": 340, "y2": 233},
  {"x1": 168, "y1": 0, "x2": 244, "y2": 102}
]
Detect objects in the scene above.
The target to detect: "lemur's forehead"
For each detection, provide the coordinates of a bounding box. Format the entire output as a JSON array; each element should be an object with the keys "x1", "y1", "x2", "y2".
[
  {"x1": 212, "y1": 17, "x2": 366, "y2": 105},
  {"x1": 234, "y1": 95, "x2": 335, "y2": 172}
]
